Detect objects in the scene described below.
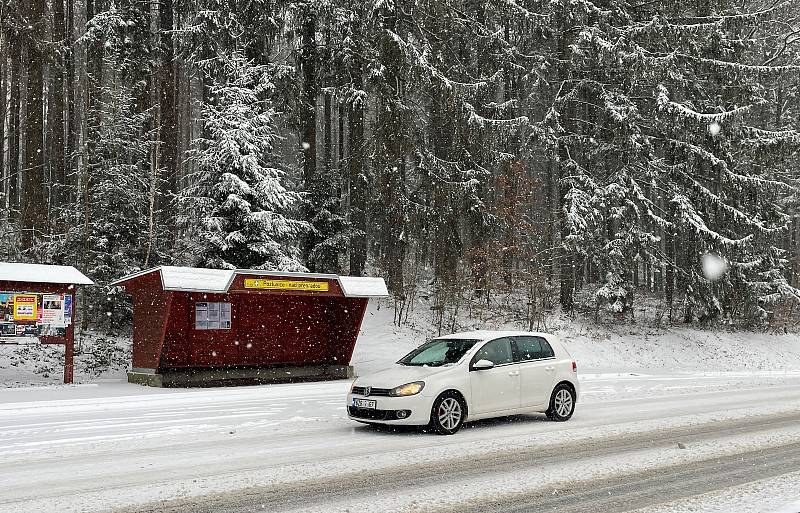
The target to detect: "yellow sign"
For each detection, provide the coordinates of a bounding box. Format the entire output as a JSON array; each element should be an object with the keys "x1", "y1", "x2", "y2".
[
  {"x1": 13, "y1": 294, "x2": 38, "y2": 320},
  {"x1": 244, "y1": 279, "x2": 329, "y2": 292}
]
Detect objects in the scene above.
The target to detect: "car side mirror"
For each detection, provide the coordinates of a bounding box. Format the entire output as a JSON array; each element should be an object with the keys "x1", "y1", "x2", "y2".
[{"x1": 472, "y1": 359, "x2": 495, "y2": 371}]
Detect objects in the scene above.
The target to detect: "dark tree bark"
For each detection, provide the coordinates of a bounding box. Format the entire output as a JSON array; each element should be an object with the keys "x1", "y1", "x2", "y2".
[
  {"x1": 665, "y1": 229, "x2": 675, "y2": 318},
  {"x1": 0, "y1": 35, "x2": 7, "y2": 214},
  {"x1": 86, "y1": 0, "x2": 102, "y2": 89},
  {"x1": 323, "y1": 91, "x2": 332, "y2": 176},
  {"x1": 558, "y1": 141, "x2": 576, "y2": 313},
  {"x1": 8, "y1": 41, "x2": 21, "y2": 221},
  {"x1": 66, "y1": 0, "x2": 78, "y2": 205},
  {"x1": 298, "y1": 3, "x2": 320, "y2": 269},
  {"x1": 299, "y1": 4, "x2": 317, "y2": 185},
  {"x1": 348, "y1": 83, "x2": 367, "y2": 277},
  {"x1": 555, "y1": 5, "x2": 576, "y2": 313},
  {"x1": 20, "y1": 0, "x2": 47, "y2": 248},
  {"x1": 49, "y1": 0, "x2": 67, "y2": 223},
  {"x1": 158, "y1": 0, "x2": 178, "y2": 239}
]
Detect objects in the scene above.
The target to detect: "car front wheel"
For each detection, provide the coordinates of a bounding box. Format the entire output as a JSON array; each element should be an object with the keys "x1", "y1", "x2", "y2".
[
  {"x1": 429, "y1": 392, "x2": 466, "y2": 435},
  {"x1": 546, "y1": 384, "x2": 576, "y2": 421}
]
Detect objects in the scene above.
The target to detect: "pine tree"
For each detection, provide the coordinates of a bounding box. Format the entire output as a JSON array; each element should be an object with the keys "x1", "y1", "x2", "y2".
[{"x1": 181, "y1": 54, "x2": 308, "y2": 271}]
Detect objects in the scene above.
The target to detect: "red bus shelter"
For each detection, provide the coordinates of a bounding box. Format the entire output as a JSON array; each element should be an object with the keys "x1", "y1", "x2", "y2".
[
  {"x1": 111, "y1": 266, "x2": 388, "y2": 387},
  {"x1": 0, "y1": 262, "x2": 94, "y2": 384}
]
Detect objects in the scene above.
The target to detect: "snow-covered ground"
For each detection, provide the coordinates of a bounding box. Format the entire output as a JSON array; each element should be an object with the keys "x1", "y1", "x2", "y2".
[
  {"x1": 2, "y1": 372, "x2": 800, "y2": 513},
  {"x1": 353, "y1": 300, "x2": 800, "y2": 375},
  {"x1": 1, "y1": 299, "x2": 800, "y2": 512}
]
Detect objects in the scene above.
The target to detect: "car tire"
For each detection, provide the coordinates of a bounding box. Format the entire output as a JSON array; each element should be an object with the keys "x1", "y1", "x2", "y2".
[
  {"x1": 546, "y1": 383, "x2": 576, "y2": 421},
  {"x1": 428, "y1": 391, "x2": 466, "y2": 435}
]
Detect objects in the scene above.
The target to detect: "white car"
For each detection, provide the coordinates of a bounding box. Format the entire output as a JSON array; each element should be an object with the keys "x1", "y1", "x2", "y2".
[{"x1": 347, "y1": 331, "x2": 579, "y2": 434}]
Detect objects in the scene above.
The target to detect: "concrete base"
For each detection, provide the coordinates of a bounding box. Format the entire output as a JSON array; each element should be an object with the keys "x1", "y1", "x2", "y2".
[{"x1": 127, "y1": 364, "x2": 354, "y2": 388}]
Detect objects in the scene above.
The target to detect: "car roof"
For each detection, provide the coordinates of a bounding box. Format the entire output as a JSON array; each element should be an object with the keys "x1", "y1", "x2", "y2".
[{"x1": 435, "y1": 330, "x2": 556, "y2": 341}]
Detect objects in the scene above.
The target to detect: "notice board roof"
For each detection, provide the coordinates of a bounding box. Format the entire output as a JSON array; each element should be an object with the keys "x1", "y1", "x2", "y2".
[
  {"x1": 0, "y1": 262, "x2": 94, "y2": 285},
  {"x1": 110, "y1": 266, "x2": 389, "y2": 298}
]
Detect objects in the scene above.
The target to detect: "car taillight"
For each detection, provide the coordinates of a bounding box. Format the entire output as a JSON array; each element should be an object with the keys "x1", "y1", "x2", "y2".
[{"x1": 572, "y1": 361, "x2": 577, "y2": 372}]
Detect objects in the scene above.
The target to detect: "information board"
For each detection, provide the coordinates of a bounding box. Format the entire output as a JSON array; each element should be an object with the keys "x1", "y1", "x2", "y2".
[{"x1": 0, "y1": 292, "x2": 72, "y2": 344}]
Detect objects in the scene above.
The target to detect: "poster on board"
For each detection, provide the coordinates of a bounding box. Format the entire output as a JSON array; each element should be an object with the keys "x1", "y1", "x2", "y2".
[{"x1": 0, "y1": 292, "x2": 73, "y2": 344}]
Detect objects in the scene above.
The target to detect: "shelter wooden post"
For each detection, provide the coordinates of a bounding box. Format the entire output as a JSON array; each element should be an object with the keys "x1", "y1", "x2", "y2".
[{"x1": 64, "y1": 293, "x2": 76, "y2": 383}]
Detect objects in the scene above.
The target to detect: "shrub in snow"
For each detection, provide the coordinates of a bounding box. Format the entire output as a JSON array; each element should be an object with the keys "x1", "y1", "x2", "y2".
[{"x1": 595, "y1": 273, "x2": 633, "y2": 317}]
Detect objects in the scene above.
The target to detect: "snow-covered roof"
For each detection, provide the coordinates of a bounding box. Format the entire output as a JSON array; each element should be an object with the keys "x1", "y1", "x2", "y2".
[
  {"x1": 110, "y1": 266, "x2": 388, "y2": 298},
  {"x1": 0, "y1": 262, "x2": 94, "y2": 285},
  {"x1": 161, "y1": 266, "x2": 234, "y2": 293},
  {"x1": 338, "y1": 276, "x2": 389, "y2": 298},
  {"x1": 436, "y1": 330, "x2": 555, "y2": 340},
  {"x1": 109, "y1": 266, "x2": 234, "y2": 292}
]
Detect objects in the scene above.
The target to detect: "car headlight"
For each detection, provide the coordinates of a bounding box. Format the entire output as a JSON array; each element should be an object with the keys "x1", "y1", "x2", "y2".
[
  {"x1": 390, "y1": 381, "x2": 425, "y2": 397},
  {"x1": 350, "y1": 378, "x2": 359, "y2": 393}
]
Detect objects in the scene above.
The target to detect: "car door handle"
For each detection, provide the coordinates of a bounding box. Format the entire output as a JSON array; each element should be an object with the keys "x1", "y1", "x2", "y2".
[
  {"x1": 508, "y1": 370, "x2": 520, "y2": 376},
  {"x1": 545, "y1": 366, "x2": 555, "y2": 372}
]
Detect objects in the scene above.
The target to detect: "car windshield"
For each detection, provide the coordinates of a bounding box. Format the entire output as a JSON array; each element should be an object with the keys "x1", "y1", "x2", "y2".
[{"x1": 397, "y1": 338, "x2": 480, "y2": 367}]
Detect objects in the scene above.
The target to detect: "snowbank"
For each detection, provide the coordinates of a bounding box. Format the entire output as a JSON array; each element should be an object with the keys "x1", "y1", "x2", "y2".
[{"x1": 352, "y1": 299, "x2": 800, "y2": 376}]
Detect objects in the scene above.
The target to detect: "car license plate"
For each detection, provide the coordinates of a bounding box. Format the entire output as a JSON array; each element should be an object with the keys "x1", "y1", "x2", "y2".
[{"x1": 353, "y1": 398, "x2": 376, "y2": 409}]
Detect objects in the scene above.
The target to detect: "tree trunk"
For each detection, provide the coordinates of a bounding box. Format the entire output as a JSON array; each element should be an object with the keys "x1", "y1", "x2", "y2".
[
  {"x1": 0, "y1": 32, "x2": 7, "y2": 215},
  {"x1": 323, "y1": 91, "x2": 332, "y2": 177},
  {"x1": 299, "y1": 3, "x2": 318, "y2": 268},
  {"x1": 20, "y1": 0, "x2": 47, "y2": 249},
  {"x1": 158, "y1": 0, "x2": 178, "y2": 242},
  {"x1": 348, "y1": 82, "x2": 367, "y2": 277},
  {"x1": 49, "y1": 0, "x2": 67, "y2": 225},
  {"x1": 81, "y1": 0, "x2": 96, "y2": 302},
  {"x1": 665, "y1": 229, "x2": 675, "y2": 320},
  {"x1": 555, "y1": 5, "x2": 576, "y2": 313},
  {"x1": 558, "y1": 152, "x2": 575, "y2": 312},
  {"x1": 66, "y1": 0, "x2": 79, "y2": 205},
  {"x1": 8, "y1": 40, "x2": 21, "y2": 222}
]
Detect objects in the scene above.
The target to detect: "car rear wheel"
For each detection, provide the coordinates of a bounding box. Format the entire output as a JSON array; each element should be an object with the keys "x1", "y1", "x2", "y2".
[
  {"x1": 546, "y1": 384, "x2": 575, "y2": 421},
  {"x1": 429, "y1": 392, "x2": 466, "y2": 435}
]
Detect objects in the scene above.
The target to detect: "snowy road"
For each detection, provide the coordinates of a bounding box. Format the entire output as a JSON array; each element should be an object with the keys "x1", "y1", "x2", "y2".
[{"x1": 2, "y1": 372, "x2": 800, "y2": 513}]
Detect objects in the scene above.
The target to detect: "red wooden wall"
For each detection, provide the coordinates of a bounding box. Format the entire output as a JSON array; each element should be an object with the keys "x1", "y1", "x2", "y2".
[{"x1": 124, "y1": 272, "x2": 172, "y2": 370}]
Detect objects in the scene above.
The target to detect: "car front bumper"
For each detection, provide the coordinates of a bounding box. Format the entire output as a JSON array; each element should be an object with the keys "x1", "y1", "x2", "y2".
[{"x1": 345, "y1": 392, "x2": 433, "y2": 426}]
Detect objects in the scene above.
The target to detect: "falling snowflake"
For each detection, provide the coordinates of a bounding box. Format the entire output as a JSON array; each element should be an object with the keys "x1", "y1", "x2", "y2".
[{"x1": 702, "y1": 253, "x2": 728, "y2": 281}]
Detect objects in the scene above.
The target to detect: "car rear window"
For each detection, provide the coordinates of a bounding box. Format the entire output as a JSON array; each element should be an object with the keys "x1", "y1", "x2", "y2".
[{"x1": 513, "y1": 336, "x2": 555, "y2": 361}]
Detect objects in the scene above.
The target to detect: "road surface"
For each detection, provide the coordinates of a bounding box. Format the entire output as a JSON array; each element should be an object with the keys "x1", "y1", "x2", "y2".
[{"x1": 2, "y1": 371, "x2": 800, "y2": 513}]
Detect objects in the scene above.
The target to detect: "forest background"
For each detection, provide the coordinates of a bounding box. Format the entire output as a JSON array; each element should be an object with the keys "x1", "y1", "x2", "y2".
[{"x1": 1, "y1": 0, "x2": 799, "y2": 335}]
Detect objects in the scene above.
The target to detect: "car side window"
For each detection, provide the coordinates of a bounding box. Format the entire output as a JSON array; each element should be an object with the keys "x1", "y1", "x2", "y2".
[
  {"x1": 513, "y1": 336, "x2": 555, "y2": 361},
  {"x1": 471, "y1": 338, "x2": 514, "y2": 366},
  {"x1": 540, "y1": 339, "x2": 555, "y2": 358}
]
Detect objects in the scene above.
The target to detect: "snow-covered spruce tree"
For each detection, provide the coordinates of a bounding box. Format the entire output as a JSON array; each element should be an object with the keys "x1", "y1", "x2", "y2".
[
  {"x1": 622, "y1": 1, "x2": 800, "y2": 322},
  {"x1": 476, "y1": 0, "x2": 800, "y2": 320},
  {"x1": 181, "y1": 54, "x2": 308, "y2": 271}
]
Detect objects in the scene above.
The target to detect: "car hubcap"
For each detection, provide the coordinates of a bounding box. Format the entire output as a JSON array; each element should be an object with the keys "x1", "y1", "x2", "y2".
[
  {"x1": 555, "y1": 389, "x2": 573, "y2": 417},
  {"x1": 438, "y1": 397, "x2": 462, "y2": 430}
]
